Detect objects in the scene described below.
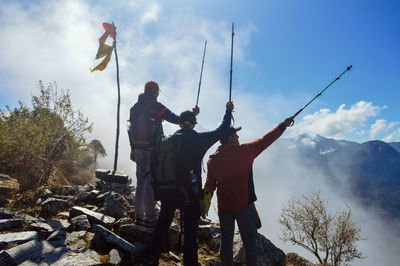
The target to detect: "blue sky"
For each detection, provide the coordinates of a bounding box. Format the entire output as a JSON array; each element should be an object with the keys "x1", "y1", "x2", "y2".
[
  {"x1": 1, "y1": 0, "x2": 399, "y2": 143},
  {"x1": 1, "y1": 1, "x2": 400, "y2": 264}
]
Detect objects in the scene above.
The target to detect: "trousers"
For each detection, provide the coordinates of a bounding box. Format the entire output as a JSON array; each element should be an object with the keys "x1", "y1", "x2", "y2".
[
  {"x1": 218, "y1": 203, "x2": 258, "y2": 266},
  {"x1": 134, "y1": 149, "x2": 156, "y2": 222},
  {"x1": 146, "y1": 197, "x2": 200, "y2": 265}
]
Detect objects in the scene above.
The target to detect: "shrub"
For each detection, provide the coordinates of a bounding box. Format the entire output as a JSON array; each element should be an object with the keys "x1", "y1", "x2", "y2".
[
  {"x1": 279, "y1": 191, "x2": 363, "y2": 266},
  {"x1": 0, "y1": 81, "x2": 93, "y2": 190}
]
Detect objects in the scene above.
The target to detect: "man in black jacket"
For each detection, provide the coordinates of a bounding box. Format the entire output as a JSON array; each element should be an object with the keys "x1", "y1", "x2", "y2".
[
  {"x1": 129, "y1": 81, "x2": 198, "y2": 227},
  {"x1": 143, "y1": 101, "x2": 234, "y2": 265}
]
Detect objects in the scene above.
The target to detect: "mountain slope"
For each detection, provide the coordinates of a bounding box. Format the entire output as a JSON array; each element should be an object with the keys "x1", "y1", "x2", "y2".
[{"x1": 288, "y1": 135, "x2": 400, "y2": 219}]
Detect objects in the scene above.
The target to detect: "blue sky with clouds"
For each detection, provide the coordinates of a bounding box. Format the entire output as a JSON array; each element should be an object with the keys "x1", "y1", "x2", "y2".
[
  {"x1": 1, "y1": 1, "x2": 400, "y2": 264},
  {"x1": 1, "y1": 0, "x2": 399, "y2": 143}
]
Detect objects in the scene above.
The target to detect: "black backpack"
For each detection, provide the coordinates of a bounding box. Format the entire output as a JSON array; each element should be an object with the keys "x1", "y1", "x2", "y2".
[
  {"x1": 128, "y1": 104, "x2": 160, "y2": 149},
  {"x1": 150, "y1": 131, "x2": 199, "y2": 203}
]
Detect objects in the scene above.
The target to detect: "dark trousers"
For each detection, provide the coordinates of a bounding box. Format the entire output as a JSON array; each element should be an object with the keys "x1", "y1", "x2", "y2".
[
  {"x1": 146, "y1": 197, "x2": 200, "y2": 265},
  {"x1": 218, "y1": 204, "x2": 258, "y2": 266}
]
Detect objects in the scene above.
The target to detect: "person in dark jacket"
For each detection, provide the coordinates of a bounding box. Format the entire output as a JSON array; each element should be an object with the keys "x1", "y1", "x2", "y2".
[
  {"x1": 143, "y1": 101, "x2": 234, "y2": 265},
  {"x1": 203, "y1": 115, "x2": 294, "y2": 266},
  {"x1": 129, "y1": 81, "x2": 199, "y2": 227}
]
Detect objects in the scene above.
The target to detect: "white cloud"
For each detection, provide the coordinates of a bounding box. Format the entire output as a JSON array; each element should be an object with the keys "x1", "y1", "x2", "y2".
[
  {"x1": 290, "y1": 101, "x2": 383, "y2": 139},
  {"x1": 370, "y1": 119, "x2": 387, "y2": 139},
  {"x1": 383, "y1": 127, "x2": 400, "y2": 142},
  {"x1": 141, "y1": 2, "x2": 161, "y2": 24},
  {"x1": 370, "y1": 119, "x2": 399, "y2": 141}
]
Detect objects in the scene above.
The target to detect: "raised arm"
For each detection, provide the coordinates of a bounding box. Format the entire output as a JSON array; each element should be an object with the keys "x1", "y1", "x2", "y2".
[
  {"x1": 198, "y1": 102, "x2": 234, "y2": 154},
  {"x1": 241, "y1": 115, "x2": 294, "y2": 159}
]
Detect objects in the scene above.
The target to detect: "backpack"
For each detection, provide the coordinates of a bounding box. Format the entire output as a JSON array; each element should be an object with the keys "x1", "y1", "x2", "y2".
[
  {"x1": 150, "y1": 131, "x2": 199, "y2": 203},
  {"x1": 128, "y1": 104, "x2": 160, "y2": 149}
]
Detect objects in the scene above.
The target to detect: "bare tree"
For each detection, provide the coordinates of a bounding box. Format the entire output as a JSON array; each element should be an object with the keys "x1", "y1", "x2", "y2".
[
  {"x1": 279, "y1": 191, "x2": 363, "y2": 266},
  {"x1": 89, "y1": 139, "x2": 107, "y2": 172}
]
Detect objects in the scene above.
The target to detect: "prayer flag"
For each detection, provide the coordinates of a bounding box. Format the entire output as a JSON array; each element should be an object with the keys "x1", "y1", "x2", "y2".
[{"x1": 90, "y1": 22, "x2": 116, "y2": 72}]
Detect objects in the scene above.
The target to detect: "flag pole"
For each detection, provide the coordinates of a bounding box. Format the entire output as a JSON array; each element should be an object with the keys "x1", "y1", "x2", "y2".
[{"x1": 112, "y1": 22, "x2": 120, "y2": 173}]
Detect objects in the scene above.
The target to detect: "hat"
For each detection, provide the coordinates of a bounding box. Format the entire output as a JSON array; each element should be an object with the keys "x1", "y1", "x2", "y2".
[
  {"x1": 179, "y1": 110, "x2": 197, "y2": 126},
  {"x1": 220, "y1": 126, "x2": 242, "y2": 144},
  {"x1": 144, "y1": 81, "x2": 159, "y2": 94},
  {"x1": 226, "y1": 126, "x2": 242, "y2": 136}
]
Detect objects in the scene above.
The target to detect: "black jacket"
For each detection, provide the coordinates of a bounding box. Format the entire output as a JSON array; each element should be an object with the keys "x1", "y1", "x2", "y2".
[{"x1": 129, "y1": 92, "x2": 179, "y2": 149}]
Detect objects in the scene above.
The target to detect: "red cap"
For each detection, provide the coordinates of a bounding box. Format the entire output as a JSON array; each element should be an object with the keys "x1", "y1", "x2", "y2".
[{"x1": 144, "y1": 81, "x2": 159, "y2": 94}]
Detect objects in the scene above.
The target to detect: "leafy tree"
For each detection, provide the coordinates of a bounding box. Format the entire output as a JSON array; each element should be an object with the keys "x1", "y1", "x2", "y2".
[
  {"x1": 89, "y1": 139, "x2": 107, "y2": 172},
  {"x1": 279, "y1": 191, "x2": 363, "y2": 266},
  {"x1": 0, "y1": 81, "x2": 92, "y2": 189}
]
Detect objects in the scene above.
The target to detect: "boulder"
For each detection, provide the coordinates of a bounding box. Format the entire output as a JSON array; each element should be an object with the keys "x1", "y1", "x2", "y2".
[
  {"x1": 96, "y1": 169, "x2": 129, "y2": 184},
  {"x1": 92, "y1": 224, "x2": 137, "y2": 253},
  {"x1": 28, "y1": 246, "x2": 101, "y2": 265},
  {"x1": 104, "y1": 192, "x2": 128, "y2": 219},
  {"x1": 87, "y1": 189, "x2": 101, "y2": 202},
  {"x1": 15, "y1": 213, "x2": 42, "y2": 224},
  {"x1": 0, "y1": 208, "x2": 15, "y2": 219},
  {"x1": 76, "y1": 192, "x2": 89, "y2": 203},
  {"x1": 69, "y1": 206, "x2": 115, "y2": 229},
  {"x1": 198, "y1": 224, "x2": 221, "y2": 242},
  {"x1": 28, "y1": 220, "x2": 70, "y2": 238},
  {"x1": 40, "y1": 197, "x2": 70, "y2": 216},
  {"x1": 232, "y1": 231, "x2": 285, "y2": 265},
  {"x1": 0, "y1": 239, "x2": 54, "y2": 265},
  {"x1": 116, "y1": 224, "x2": 154, "y2": 244},
  {"x1": 70, "y1": 214, "x2": 91, "y2": 231},
  {"x1": 0, "y1": 218, "x2": 23, "y2": 232},
  {"x1": 0, "y1": 231, "x2": 38, "y2": 248},
  {"x1": 38, "y1": 188, "x2": 53, "y2": 199},
  {"x1": 109, "y1": 248, "x2": 128, "y2": 265},
  {"x1": 47, "y1": 230, "x2": 66, "y2": 247}
]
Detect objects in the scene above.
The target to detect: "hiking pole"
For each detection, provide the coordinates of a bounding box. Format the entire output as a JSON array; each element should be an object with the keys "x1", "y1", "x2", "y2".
[
  {"x1": 195, "y1": 40, "x2": 207, "y2": 107},
  {"x1": 229, "y1": 23, "x2": 235, "y2": 102},
  {"x1": 290, "y1": 65, "x2": 352, "y2": 126}
]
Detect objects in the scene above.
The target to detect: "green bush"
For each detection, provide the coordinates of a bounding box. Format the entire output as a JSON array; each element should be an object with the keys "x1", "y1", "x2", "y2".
[{"x1": 0, "y1": 81, "x2": 93, "y2": 190}]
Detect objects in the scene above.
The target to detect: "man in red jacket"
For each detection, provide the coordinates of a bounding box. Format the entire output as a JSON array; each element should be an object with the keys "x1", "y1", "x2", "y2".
[{"x1": 203, "y1": 115, "x2": 294, "y2": 265}]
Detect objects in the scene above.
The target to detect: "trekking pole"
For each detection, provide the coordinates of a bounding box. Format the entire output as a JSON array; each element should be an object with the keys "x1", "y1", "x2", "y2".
[
  {"x1": 195, "y1": 40, "x2": 207, "y2": 107},
  {"x1": 229, "y1": 23, "x2": 234, "y2": 102},
  {"x1": 290, "y1": 65, "x2": 352, "y2": 126}
]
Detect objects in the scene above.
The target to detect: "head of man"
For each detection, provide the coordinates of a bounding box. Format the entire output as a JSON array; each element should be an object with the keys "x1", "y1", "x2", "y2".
[
  {"x1": 220, "y1": 126, "x2": 242, "y2": 145},
  {"x1": 144, "y1": 80, "x2": 160, "y2": 98},
  {"x1": 179, "y1": 110, "x2": 197, "y2": 129}
]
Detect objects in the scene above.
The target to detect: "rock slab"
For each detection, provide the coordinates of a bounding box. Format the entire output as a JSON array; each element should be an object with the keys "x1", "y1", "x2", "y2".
[
  {"x1": 0, "y1": 231, "x2": 38, "y2": 248},
  {"x1": 69, "y1": 206, "x2": 115, "y2": 228},
  {"x1": 92, "y1": 224, "x2": 137, "y2": 253}
]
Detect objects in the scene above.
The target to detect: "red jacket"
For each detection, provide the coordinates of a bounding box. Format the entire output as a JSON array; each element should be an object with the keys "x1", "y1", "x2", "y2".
[{"x1": 204, "y1": 124, "x2": 286, "y2": 212}]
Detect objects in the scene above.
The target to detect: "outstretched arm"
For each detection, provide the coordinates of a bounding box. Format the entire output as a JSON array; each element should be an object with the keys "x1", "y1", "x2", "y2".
[
  {"x1": 159, "y1": 105, "x2": 180, "y2": 124},
  {"x1": 241, "y1": 115, "x2": 294, "y2": 159}
]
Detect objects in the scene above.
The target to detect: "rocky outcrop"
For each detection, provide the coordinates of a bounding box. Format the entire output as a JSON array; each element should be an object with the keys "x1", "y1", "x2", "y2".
[{"x1": 0, "y1": 169, "x2": 311, "y2": 265}]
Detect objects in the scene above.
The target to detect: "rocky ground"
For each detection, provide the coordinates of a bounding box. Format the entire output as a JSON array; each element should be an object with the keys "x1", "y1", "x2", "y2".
[{"x1": 0, "y1": 171, "x2": 314, "y2": 265}]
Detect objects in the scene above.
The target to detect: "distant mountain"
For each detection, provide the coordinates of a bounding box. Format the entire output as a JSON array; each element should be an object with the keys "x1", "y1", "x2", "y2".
[
  {"x1": 389, "y1": 142, "x2": 400, "y2": 153},
  {"x1": 286, "y1": 135, "x2": 400, "y2": 220}
]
